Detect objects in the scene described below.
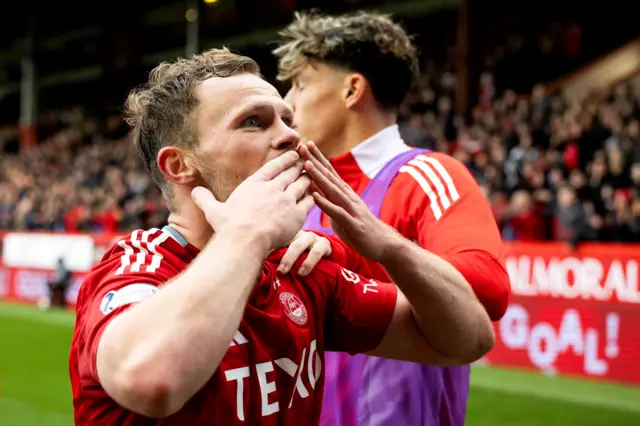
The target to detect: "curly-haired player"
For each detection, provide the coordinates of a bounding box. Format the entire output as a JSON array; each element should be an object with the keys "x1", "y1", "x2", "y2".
[{"x1": 274, "y1": 11, "x2": 510, "y2": 426}]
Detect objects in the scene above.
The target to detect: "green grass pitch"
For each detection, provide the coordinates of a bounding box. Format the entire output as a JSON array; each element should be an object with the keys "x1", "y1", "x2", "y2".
[{"x1": 1, "y1": 301, "x2": 639, "y2": 425}]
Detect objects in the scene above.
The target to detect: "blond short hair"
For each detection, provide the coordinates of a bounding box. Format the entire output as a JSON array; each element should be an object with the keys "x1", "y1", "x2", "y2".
[
  {"x1": 124, "y1": 48, "x2": 260, "y2": 201},
  {"x1": 273, "y1": 11, "x2": 419, "y2": 109}
]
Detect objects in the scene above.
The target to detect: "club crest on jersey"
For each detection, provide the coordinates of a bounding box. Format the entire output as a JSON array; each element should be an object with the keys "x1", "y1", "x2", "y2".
[{"x1": 279, "y1": 292, "x2": 308, "y2": 327}]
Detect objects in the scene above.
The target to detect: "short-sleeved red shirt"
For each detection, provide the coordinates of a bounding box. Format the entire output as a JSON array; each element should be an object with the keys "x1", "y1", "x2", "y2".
[{"x1": 69, "y1": 227, "x2": 397, "y2": 425}]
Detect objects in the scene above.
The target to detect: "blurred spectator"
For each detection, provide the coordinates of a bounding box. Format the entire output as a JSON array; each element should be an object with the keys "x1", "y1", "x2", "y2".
[
  {"x1": 500, "y1": 190, "x2": 546, "y2": 241},
  {"x1": 47, "y1": 258, "x2": 72, "y2": 309},
  {"x1": 399, "y1": 113, "x2": 434, "y2": 150},
  {"x1": 555, "y1": 184, "x2": 589, "y2": 245}
]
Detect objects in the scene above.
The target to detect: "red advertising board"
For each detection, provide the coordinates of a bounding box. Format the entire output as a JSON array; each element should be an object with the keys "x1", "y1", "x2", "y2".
[
  {"x1": 484, "y1": 242, "x2": 640, "y2": 385},
  {"x1": 0, "y1": 231, "x2": 120, "y2": 307},
  {"x1": 0, "y1": 266, "x2": 86, "y2": 307}
]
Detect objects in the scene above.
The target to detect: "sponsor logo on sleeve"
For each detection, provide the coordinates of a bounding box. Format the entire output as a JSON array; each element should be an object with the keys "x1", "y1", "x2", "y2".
[{"x1": 99, "y1": 283, "x2": 159, "y2": 315}]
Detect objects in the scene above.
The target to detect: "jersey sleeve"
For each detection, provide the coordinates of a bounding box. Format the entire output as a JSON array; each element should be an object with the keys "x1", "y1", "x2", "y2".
[
  {"x1": 311, "y1": 260, "x2": 398, "y2": 354},
  {"x1": 384, "y1": 152, "x2": 510, "y2": 320},
  {"x1": 307, "y1": 231, "x2": 391, "y2": 281},
  {"x1": 75, "y1": 229, "x2": 183, "y2": 381}
]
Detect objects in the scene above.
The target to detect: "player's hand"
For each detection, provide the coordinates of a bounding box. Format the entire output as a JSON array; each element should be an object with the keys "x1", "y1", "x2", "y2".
[
  {"x1": 278, "y1": 231, "x2": 332, "y2": 276},
  {"x1": 299, "y1": 141, "x2": 400, "y2": 262},
  {"x1": 192, "y1": 151, "x2": 315, "y2": 251}
]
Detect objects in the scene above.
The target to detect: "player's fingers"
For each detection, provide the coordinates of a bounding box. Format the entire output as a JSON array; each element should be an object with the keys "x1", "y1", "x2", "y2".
[
  {"x1": 278, "y1": 231, "x2": 314, "y2": 274},
  {"x1": 300, "y1": 144, "x2": 354, "y2": 196},
  {"x1": 299, "y1": 143, "x2": 333, "y2": 178},
  {"x1": 305, "y1": 160, "x2": 352, "y2": 210},
  {"x1": 253, "y1": 150, "x2": 300, "y2": 182},
  {"x1": 301, "y1": 142, "x2": 347, "y2": 188},
  {"x1": 309, "y1": 180, "x2": 324, "y2": 198},
  {"x1": 298, "y1": 237, "x2": 332, "y2": 276},
  {"x1": 305, "y1": 141, "x2": 336, "y2": 173},
  {"x1": 272, "y1": 159, "x2": 305, "y2": 189},
  {"x1": 191, "y1": 186, "x2": 223, "y2": 227},
  {"x1": 312, "y1": 192, "x2": 351, "y2": 224},
  {"x1": 298, "y1": 141, "x2": 333, "y2": 170},
  {"x1": 297, "y1": 194, "x2": 316, "y2": 217},
  {"x1": 285, "y1": 173, "x2": 311, "y2": 200}
]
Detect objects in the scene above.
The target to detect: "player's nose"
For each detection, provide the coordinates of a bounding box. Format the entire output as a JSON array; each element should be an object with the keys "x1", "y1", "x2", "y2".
[{"x1": 273, "y1": 124, "x2": 300, "y2": 152}]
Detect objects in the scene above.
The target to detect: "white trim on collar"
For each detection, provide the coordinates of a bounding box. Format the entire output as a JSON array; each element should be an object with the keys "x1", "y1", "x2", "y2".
[{"x1": 350, "y1": 124, "x2": 411, "y2": 178}]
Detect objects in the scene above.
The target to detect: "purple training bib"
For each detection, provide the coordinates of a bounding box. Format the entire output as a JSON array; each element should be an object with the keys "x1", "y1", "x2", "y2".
[{"x1": 303, "y1": 149, "x2": 470, "y2": 426}]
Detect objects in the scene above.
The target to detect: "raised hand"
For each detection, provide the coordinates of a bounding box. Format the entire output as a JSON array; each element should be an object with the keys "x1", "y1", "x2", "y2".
[
  {"x1": 298, "y1": 141, "x2": 400, "y2": 262},
  {"x1": 192, "y1": 151, "x2": 315, "y2": 251}
]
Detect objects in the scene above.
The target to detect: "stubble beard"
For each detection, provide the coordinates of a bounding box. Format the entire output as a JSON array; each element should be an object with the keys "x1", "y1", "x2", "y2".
[{"x1": 197, "y1": 157, "x2": 246, "y2": 203}]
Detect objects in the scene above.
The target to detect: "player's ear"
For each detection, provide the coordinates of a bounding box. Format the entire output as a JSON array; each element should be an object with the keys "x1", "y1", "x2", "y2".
[
  {"x1": 342, "y1": 73, "x2": 368, "y2": 109},
  {"x1": 157, "y1": 146, "x2": 199, "y2": 185}
]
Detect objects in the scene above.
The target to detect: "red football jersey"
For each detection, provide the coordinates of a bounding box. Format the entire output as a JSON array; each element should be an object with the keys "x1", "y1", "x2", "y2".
[
  {"x1": 70, "y1": 227, "x2": 397, "y2": 425},
  {"x1": 321, "y1": 125, "x2": 510, "y2": 320}
]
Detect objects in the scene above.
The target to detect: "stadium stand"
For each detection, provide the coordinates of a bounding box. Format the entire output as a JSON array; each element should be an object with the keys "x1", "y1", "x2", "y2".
[
  {"x1": 0, "y1": 109, "x2": 167, "y2": 233},
  {"x1": 0, "y1": 2, "x2": 637, "y2": 242},
  {"x1": 1, "y1": 73, "x2": 637, "y2": 242},
  {"x1": 399, "y1": 72, "x2": 640, "y2": 243}
]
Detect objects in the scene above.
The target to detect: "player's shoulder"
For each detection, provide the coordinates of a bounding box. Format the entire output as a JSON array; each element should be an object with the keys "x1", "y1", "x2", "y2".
[
  {"x1": 393, "y1": 151, "x2": 477, "y2": 193},
  {"x1": 79, "y1": 228, "x2": 187, "y2": 302},
  {"x1": 387, "y1": 151, "x2": 481, "y2": 214},
  {"x1": 101, "y1": 227, "x2": 187, "y2": 272},
  {"x1": 106, "y1": 228, "x2": 170, "y2": 255}
]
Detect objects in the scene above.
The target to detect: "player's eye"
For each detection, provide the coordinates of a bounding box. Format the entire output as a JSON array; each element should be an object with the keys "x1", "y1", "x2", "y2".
[{"x1": 242, "y1": 116, "x2": 263, "y2": 128}]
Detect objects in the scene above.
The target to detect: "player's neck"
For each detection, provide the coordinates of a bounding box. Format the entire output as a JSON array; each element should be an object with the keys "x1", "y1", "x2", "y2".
[
  {"x1": 324, "y1": 109, "x2": 397, "y2": 158},
  {"x1": 166, "y1": 193, "x2": 214, "y2": 250}
]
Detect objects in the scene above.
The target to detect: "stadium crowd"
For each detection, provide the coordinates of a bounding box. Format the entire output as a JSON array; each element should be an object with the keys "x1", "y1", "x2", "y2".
[
  {"x1": 0, "y1": 62, "x2": 639, "y2": 244},
  {"x1": 399, "y1": 72, "x2": 640, "y2": 243},
  {"x1": 0, "y1": 111, "x2": 167, "y2": 234}
]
